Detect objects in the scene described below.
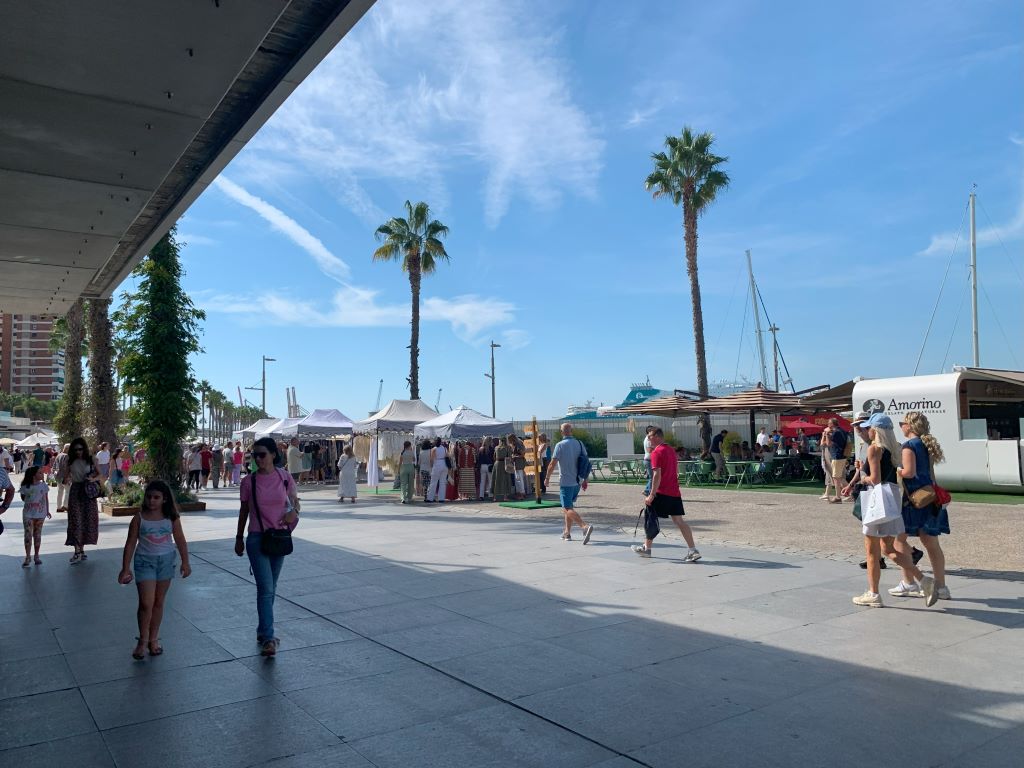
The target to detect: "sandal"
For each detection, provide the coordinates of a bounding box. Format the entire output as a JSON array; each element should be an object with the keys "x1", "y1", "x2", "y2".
[
  {"x1": 34, "y1": 557, "x2": 42, "y2": 565},
  {"x1": 132, "y1": 638, "x2": 146, "y2": 660},
  {"x1": 69, "y1": 552, "x2": 82, "y2": 564},
  {"x1": 22, "y1": 558, "x2": 31, "y2": 568},
  {"x1": 148, "y1": 639, "x2": 163, "y2": 656}
]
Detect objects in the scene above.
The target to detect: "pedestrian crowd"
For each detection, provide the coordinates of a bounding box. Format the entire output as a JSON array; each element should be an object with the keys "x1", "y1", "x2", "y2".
[{"x1": 0, "y1": 409, "x2": 957, "y2": 662}]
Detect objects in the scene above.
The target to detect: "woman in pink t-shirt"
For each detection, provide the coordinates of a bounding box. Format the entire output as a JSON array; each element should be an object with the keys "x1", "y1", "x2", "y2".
[{"x1": 234, "y1": 437, "x2": 299, "y2": 657}]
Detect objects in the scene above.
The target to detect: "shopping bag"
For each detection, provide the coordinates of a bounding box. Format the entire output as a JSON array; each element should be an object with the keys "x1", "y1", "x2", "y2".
[{"x1": 861, "y1": 483, "x2": 902, "y2": 526}]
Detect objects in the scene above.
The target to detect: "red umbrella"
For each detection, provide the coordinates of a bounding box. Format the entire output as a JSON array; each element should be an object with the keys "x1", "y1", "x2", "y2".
[{"x1": 780, "y1": 419, "x2": 824, "y2": 436}]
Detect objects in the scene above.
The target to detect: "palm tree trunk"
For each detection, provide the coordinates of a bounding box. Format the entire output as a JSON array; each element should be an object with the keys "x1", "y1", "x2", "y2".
[
  {"x1": 683, "y1": 188, "x2": 711, "y2": 450},
  {"x1": 408, "y1": 256, "x2": 422, "y2": 400}
]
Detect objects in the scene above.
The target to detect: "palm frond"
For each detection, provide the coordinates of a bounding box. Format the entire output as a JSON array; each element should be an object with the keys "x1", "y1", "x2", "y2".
[{"x1": 372, "y1": 242, "x2": 402, "y2": 262}]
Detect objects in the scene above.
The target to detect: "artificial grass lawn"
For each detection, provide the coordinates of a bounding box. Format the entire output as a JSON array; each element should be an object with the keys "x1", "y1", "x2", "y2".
[
  {"x1": 499, "y1": 499, "x2": 563, "y2": 509},
  {"x1": 590, "y1": 478, "x2": 1023, "y2": 504}
]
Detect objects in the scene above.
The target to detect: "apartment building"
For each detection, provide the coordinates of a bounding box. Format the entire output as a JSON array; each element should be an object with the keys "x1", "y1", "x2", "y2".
[{"x1": 0, "y1": 313, "x2": 65, "y2": 401}]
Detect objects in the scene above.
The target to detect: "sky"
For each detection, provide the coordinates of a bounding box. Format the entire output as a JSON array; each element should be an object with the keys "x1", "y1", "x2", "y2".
[{"x1": 150, "y1": 0, "x2": 1023, "y2": 422}]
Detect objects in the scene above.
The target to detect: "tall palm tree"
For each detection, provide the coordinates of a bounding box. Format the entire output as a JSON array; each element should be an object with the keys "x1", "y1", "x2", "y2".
[
  {"x1": 645, "y1": 126, "x2": 730, "y2": 449},
  {"x1": 197, "y1": 380, "x2": 211, "y2": 441},
  {"x1": 373, "y1": 200, "x2": 450, "y2": 400}
]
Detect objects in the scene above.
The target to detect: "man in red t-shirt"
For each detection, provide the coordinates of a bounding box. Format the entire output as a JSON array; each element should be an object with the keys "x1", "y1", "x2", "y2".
[{"x1": 632, "y1": 428, "x2": 701, "y2": 561}]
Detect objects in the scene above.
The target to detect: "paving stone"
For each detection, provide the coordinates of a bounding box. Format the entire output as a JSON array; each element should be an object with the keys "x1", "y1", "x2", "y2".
[
  {"x1": 0, "y1": 732, "x2": 114, "y2": 767},
  {"x1": 206, "y1": 615, "x2": 359, "y2": 658},
  {"x1": 285, "y1": 665, "x2": 495, "y2": 742},
  {"x1": 102, "y1": 694, "x2": 339, "y2": 768},
  {"x1": 0, "y1": 653, "x2": 75, "y2": 701},
  {"x1": 376, "y1": 615, "x2": 528, "y2": 662},
  {"x1": 63, "y1": 630, "x2": 235, "y2": 686},
  {"x1": 0, "y1": 689, "x2": 95, "y2": 751},
  {"x1": 325, "y1": 599, "x2": 464, "y2": 637}
]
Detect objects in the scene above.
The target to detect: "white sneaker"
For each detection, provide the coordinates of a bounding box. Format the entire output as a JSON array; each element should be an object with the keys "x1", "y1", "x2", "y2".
[
  {"x1": 683, "y1": 549, "x2": 702, "y2": 563},
  {"x1": 852, "y1": 591, "x2": 883, "y2": 607},
  {"x1": 631, "y1": 544, "x2": 651, "y2": 558},
  {"x1": 582, "y1": 525, "x2": 593, "y2": 545},
  {"x1": 888, "y1": 581, "x2": 923, "y2": 597},
  {"x1": 936, "y1": 586, "x2": 951, "y2": 600}
]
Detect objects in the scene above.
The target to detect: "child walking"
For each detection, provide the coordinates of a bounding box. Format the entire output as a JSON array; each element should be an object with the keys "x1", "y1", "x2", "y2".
[
  {"x1": 118, "y1": 480, "x2": 191, "y2": 659},
  {"x1": 20, "y1": 466, "x2": 51, "y2": 567}
]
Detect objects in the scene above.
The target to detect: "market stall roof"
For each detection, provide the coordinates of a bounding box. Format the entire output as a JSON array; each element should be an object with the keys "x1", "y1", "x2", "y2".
[
  {"x1": 257, "y1": 417, "x2": 304, "y2": 439},
  {"x1": 240, "y1": 418, "x2": 279, "y2": 441},
  {"x1": 799, "y1": 380, "x2": 857, "y2": 411},
  {"x1": 16, "y1": 431, "x2": 58, "y2": 448},
  {"x1": 414, "y1": 406, "x2": 513, "y2": 439},
  {"x1": 611, "y1": 392, "x2": 703, "y2": 418},
  {"x1": 354, "y1": 399, "x2": 439, "y2": 433},
  {"x1": 281, "y1": 408, "x2": 354, "y2": 438}
]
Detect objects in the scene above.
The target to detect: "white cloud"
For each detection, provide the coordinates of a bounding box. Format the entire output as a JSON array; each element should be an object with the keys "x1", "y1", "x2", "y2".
[
  {"x1": 210, "y1": 178, "x2": 517, "y2": 342},
  {"x1": 245, "y1": 0, "x2": 603, "y2": 227},
  {"x1": 176, "y1": 232, "x2": 217, "y2": 246},
  {"x1": 499, "y1": 329, "x2": 531, "y2": 349},
  {"x1": 212, "y1": 177, "x2": 351, "y2": 281}
]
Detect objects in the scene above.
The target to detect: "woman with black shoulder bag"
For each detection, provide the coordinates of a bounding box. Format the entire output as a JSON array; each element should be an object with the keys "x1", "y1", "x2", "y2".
[{"x1": 234, "y1": 437, "x2": 299, "y2": 656}]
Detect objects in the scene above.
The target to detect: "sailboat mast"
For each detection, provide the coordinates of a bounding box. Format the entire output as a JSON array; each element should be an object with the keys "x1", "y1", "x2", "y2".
[
  {"x1": 969, "y1": 188, "x2": 979, "y2": 366},
  {"x1": 746, "y1": 249, "x2": 770, "y2": 387}
]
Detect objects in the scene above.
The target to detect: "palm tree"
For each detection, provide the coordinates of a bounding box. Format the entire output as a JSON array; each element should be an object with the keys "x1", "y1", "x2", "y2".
[
  {"x1": 197, "y1": 380, "x2": 211, "y2": 441},
  {"x1": 53, "y1": 299, "x2": 85, "y2": 445},
  {"x1": 373, "y1": 200, "x2": 450, "y2": 400},
  {"x1": 645, "y1": 126, "x2": 730, "y2": 449}
]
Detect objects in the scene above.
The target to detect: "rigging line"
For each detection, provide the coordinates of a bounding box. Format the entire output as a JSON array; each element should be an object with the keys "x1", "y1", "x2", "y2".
[
  {"x1": 914, "y1": 199, "x2": 970, "y2": 375},
  {"x1": 734, "y1": 296, "x2": 750, "y2": 384},
  {"x1": 709, "y1": 257, "x2": 745, "y2": 372},
  {"x1": 754, "y1": 283, "x2": 795, "y2": 392},
  {"x1": 977, "y1": 197, "x2": 1024, "y2": 286},
  {"x1": 978, "y1": 280, "x2": 1021, "y2": 367},
  {"x1": 940, "y1": 271, "x2": 972, "y2": 372}
]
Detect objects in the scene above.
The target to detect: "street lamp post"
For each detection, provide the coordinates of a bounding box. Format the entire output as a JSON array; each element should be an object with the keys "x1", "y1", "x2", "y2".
[
  {"x1": 484, "y1": 340, "x2": 501, "y2": 417},
  {"x1": 245, "y1": 355, "x2": 276, "y2": 416}
]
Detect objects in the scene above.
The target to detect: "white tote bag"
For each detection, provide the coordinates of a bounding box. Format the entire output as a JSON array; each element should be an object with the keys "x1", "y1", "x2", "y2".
[{"x1": 862, "y1": 483, "x2": 902, "y2": 526}]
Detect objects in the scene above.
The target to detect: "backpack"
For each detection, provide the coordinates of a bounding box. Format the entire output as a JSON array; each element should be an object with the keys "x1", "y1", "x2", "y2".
[{"x1": 575, "y1": 438, "x2": 592, "y2": 483}]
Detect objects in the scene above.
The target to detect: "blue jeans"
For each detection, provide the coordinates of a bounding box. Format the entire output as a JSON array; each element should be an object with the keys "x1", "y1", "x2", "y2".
[
  {"x1": 643, "y1": 458, "x2": 652, "y2": 494},
  {"x1": 246, "y1": 533, "x2": 285, "y2": 641}
]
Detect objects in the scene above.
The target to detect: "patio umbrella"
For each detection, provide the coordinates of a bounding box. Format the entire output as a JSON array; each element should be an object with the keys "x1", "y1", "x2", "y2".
[{"x1": 780, "y1": 419, "x2": 824, "y2": 436}]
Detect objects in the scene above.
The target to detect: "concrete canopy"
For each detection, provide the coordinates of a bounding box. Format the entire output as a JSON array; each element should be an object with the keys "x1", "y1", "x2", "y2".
[{"x1": 0, "y1": 0, "x2": 374, "y2": 316}]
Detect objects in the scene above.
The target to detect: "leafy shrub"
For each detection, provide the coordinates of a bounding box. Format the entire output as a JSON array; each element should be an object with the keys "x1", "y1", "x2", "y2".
[{"x1": 569, "y1": 427, "x2": 607, "y2": 458}]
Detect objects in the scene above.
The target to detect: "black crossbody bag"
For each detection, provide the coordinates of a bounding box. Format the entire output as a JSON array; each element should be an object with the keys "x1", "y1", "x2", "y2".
[{"x1": 250, "y1": 470, "x2": 293, "y2": 557}]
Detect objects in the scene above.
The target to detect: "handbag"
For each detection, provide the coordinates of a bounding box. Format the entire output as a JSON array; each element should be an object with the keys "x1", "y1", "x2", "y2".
[
  {"x1": 250, "y1": 471, "x2": 293, "y2": 557},
  {"x1": 862, "y1": 483, "x2": 902, "y2": 526},
  {"x1": 84, "y1": 480, "x2": 102, "y2": 499},
  {"x1": 934, "y1": 483, "x2": 951, "y2": 506},
  {"x1": 908, "y1": 485, "x2": 936, "y2": 509}
]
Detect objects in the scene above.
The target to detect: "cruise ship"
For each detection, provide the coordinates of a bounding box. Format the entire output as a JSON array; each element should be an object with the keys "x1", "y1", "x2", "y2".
[{"x1": 562, "y1": 377, "x2": 754, "y2": 419}]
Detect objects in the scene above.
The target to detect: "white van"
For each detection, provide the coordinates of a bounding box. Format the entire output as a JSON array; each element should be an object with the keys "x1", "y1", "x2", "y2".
[{"x1": 852, "y1": 368, "x2": 1024, "y2": 494}]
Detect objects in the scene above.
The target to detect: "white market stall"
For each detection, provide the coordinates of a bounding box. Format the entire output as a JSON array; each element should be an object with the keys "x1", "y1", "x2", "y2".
[
  {"x1": 354, "y1": 399, "x2": 439, "y2": 488},
  {"x1": 256, "y1": 417, "x2": 304, "y2": 439},
  {"x1": 414, "y1": 406, "x2": 512, "y2": 440},
  {"x1": 15, "y1": 431, "x2": 58, "y2": 448},
  {"x1": 238, "y1": 418, "x2": 279, "y2": 442},
  {"x1": 280, "y1": 409, "x2": 354, "y2": 438}
]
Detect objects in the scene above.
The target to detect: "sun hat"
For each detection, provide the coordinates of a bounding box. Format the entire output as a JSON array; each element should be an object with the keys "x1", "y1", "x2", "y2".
[
  {"x1": 862, "y1": 413, "x2": 893, "y2": 430},
  {"x1": 851, "y1": 411, "x2": 870, "y2": 425}
]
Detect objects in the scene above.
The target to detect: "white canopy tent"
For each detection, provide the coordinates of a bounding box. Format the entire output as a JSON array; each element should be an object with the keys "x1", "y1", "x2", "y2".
[
  {"x1": 414, "y1": 406, "x2": 512, "y2": 439},
  {"x1": 239, "y1": 418, "x2": 279, "y2": 442},
  {"x1": 354, "y1": 399, "x2": 439, "y2": 433},
  {"x1": 279, "y1": 409, "x2": 354, "y2": 438},
  {"x1": 256, "y1": 417, "x2": 304, "y2": 439},
  {"x1": 354, "y1": 399, "x2": 439, "y2": 483},
  {"x1": 15, "y1": 431, "x2": 58, "y2": 448}
]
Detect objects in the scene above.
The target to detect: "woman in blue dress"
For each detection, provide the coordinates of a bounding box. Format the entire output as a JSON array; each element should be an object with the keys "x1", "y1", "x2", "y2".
[{"x1": 891, "y1": 411, "x2": 950, "y2": 605}]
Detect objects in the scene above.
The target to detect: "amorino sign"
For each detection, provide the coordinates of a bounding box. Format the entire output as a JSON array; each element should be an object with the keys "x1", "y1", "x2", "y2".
[{"x1": 862, "y1": 396, "x2": 946, "y2": 416}]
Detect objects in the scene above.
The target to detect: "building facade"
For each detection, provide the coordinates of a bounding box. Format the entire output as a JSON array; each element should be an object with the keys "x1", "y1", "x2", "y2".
[{"x1": 0, "y1": 314, "x2": 65, "y2": 401}]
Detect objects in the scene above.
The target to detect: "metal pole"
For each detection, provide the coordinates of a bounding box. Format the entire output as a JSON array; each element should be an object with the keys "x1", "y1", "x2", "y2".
[
  {"x1": 746, "y1": 250, "x2": 770, "y2": 386},
  {"x1": 969, "y1": 189, "x2": 979, "y2": 367},
  {"x1": 261, "y1": 356, "x2": 267, "y2": 416},
  {"x1": 487, "y1": 341, "x2": 500, "y2": 417},
  {"x1": 769, "y1": 324, "x2": 780, "y2": 391}
]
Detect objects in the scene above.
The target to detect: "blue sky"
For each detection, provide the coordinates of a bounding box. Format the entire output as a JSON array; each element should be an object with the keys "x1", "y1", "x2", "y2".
[{"x1": 158, "y1": 0, "x2": 1023, "y2": 421}]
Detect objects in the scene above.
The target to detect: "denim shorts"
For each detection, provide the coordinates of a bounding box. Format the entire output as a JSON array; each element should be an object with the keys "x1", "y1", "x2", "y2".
[
  {"x1": 559, "y1": 484, "x2": 581, "y2": 509},
  {"x1": 134, "y1": 551, "x2": 177, "y2": 581}
]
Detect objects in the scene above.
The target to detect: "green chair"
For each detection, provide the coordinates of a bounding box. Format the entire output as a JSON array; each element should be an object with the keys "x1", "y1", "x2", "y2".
[{"x1": 724, "y1": 462, "x2": 747, "y2": 488}]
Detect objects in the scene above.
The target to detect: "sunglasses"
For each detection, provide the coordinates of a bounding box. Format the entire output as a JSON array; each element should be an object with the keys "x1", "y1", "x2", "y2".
[{"x1": 252, "y1": 451, "x2": 270, "y2": 458}]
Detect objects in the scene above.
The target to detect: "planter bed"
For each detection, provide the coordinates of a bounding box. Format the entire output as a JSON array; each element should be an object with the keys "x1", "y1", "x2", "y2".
[{"x1": 101, "y1": 501, "x2": 207, "y2": 517}]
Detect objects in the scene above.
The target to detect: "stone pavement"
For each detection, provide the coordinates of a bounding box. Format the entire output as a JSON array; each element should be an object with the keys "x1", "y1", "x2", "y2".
[{"x1": 1, "y1": 486, "x2": 1022, "y2": 767}]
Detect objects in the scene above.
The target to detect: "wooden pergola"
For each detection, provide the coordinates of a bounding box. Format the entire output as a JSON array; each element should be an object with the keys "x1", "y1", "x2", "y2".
[{"x1": 615, "y1": 384, "x2": 826, "y2": 443}]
